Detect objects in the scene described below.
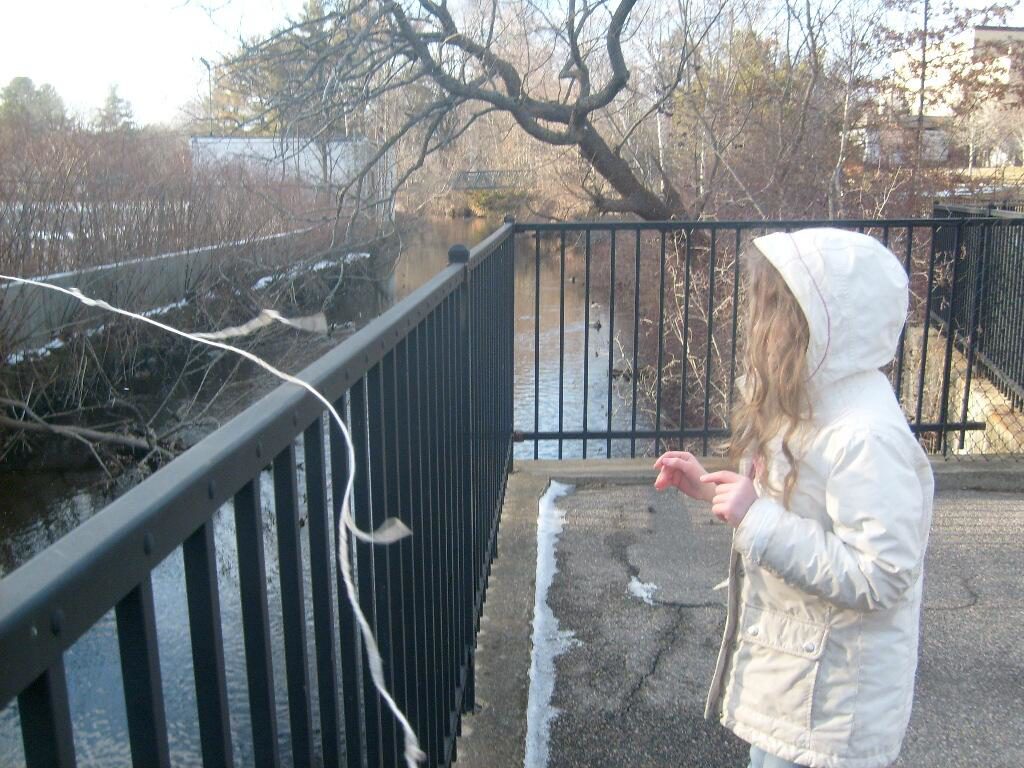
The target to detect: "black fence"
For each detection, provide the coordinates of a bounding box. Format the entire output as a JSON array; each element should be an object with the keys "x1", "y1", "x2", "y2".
[
  {"x1": 934, "y1": 204, "x2": 1024, "y2": 410},
  {"x1": 0, "y1": 224, "x2": 515, "y2": 767},
  {"x1": 514, "y1": 218, "x2": 1024, "y2": 459},
  {"x1": 2, "y1": 212, "x2": 1021, "y2": 768}
]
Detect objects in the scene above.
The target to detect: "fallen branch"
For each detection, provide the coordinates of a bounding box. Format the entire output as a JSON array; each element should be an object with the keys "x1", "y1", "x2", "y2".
[{"x1": 0, "y1": 411, "x2": 153, "y2": 453}]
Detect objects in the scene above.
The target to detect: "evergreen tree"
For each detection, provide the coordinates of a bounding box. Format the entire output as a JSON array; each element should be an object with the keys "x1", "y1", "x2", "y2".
[
  {"x1": 0, "y1": 76, "x2": 66, "y2": 128},
  {"x1": 93, "y1": 85, "x2": 135, "y2": 132}
]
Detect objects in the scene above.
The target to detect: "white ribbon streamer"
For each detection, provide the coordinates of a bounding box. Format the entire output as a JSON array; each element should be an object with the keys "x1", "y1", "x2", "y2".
[{"x1": 192, "y1": 309, "x2": 328, "y2": 340}]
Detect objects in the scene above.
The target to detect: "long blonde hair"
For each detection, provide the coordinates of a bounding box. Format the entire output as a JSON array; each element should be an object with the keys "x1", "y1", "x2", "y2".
[{"x1": 728, "y1": 247, "x2": 812, "y2": 506}]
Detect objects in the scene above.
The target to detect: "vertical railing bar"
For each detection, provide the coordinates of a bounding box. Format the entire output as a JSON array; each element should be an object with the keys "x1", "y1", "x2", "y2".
[
  {"x1": 654, "y1": 229, "x2": 667, "y2": 455},
  {"x1": 894, "y1": 226, "x2": 912, "y2": 398},
  {"x1": 606, "y1": 229, "x2": 617, "y2": 457},
  {"x1": 457, "y1": 281, "x2": 470, "y2": 720},
  {"x1": 415, "y1": 314, "x2": 442, "y2": 764},
  {"x1": 304, "y1": 417, "x2": 342, "y2": 768},
  {"x1": 476, "y1": 251, "x2": 488, "y2": 718},
  {"x1": 630, "y1": 227, "x2": 641, "y2": 457},
  {"x1": 958, "y1": 221, "x2": 989, "y2": 449},
  {"x1": 558, "y1": 229, "x2": 566, "y2": 458},
  {"x1": 395, "y1": 336, "x2": 423, "y2": 759},
  {"x1": 328, "y1": 393, "x2": 367, "y2": 768},
  {"x1": 182, "y1": 519, "x2": 234, "y2": 768},
  {"x1": 440, "y1": 295, "x2": 459, "y2": 730},
  {"x1": 444, "y1": 294, "x2": 460, "y2": 744},
  {"x1": 349, "y1": 378, "x2": 383, "y2": 766},
  {"x1": 115, "y1": 576, "x2": 171, "y2": 768},
  {"x1": 458, "y1": 264, "x2": 476, "y2": 715},
  {"x1": 1012, "y1": 224, "x2": 1024, "y2": 407},
  {"x1": 938, "y1": 222, "x2": 963, "y2": 455},
  {"x1": 450, "y1": 291, "x2": 466, "y2": 724},
  {"x1": 380, "y1": 350, "x2": 410, "y2": 761},
  {"x1": 681, "y1": 229, "x2": 693, "y2": 448},
  {"x1": 366, "y1": 362, "x2": 398, "y2": 765},
  {"x1": 403, "y1": 327, "x2": 434, "y2": 762},
  {"x1": 18, "y1": 659, "x2": 76, "y2": 768},
  {"x1": 915, "y1": 228, "x2": 939, "y2": 433},
  {"x1": 430, "y1": 303, "x2": 450, "y2": 761},
  {"x1": 272, "y1": 444, "x2": 314, "y2": 768},
  {"x1": 233, "y1": 478, "x2": 282, "y2": 768},
  {"x1": 582, "y1": 228, "x2": 592, "y2": 458},
  {"x1": 534, "y1": 230, "x2": 541, "y2": 459},
  {"x1": 703, "y1": 229, "x2": 717, "y2": 455},
  {"x1": 991, "y1": 223, "x2": 1006, "y2": 393},
  {"x1": 727, "y1": 227, "x2": 741, "y2": 423}
]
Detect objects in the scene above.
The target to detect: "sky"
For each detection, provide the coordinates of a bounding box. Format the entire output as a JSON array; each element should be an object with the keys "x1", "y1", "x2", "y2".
[
  {"x1": 3, "y1": 0, "x2": 1023, "y2": 129},
  {"x1": 0, "y1": 0, "x2": 308, "y2": 127}
]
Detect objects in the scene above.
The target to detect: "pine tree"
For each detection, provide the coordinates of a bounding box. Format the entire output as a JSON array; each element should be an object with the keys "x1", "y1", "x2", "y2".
[{"x1": 93, "y1": 85, "x2": 135, "y2": 132}]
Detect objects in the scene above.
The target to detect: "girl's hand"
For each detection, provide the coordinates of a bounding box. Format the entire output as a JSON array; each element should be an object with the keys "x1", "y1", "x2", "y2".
[
  {"x1": 653, "y1": 451, "x2": 715, "y2": 502},
  {"x1": 700, "y1": 471, "x2": 758, "y2": 528}
]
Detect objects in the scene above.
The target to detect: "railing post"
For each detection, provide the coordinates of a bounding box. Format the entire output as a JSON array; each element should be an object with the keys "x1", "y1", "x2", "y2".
[{"x1": 448, "y1": 243, "x2": 476, "y2": 720}]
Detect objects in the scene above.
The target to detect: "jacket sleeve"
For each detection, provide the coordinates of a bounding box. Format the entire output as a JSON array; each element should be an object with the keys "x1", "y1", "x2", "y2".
[{"x1": 732, "y1": 427, "x2": 928, "y2": 612}]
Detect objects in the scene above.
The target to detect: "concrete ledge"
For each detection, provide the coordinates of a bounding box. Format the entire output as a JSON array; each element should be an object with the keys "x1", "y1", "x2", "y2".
[{"x1": 514, "y1": 455, "x2": 1024, "y2": 493}]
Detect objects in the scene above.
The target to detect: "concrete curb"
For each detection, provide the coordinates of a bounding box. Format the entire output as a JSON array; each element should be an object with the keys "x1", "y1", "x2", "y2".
[{"x1": 514, "y1": 456, "x2": 1024, "y2": 493}]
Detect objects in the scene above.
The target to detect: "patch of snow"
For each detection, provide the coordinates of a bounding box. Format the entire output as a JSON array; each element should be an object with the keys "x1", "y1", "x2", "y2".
[
  {"x1": 4, "y1": 298, "x2": 192, "y2": 366},
  {"x1": 525, "y1": 480, "x2": 577, "y2": 768},
  {"x1": 250, "y1": 251, "x2": 364, "y2": 291},
  {"x1": 5, "y1": 337, "x2": 65, "y2": 366},
  {"x1": 251, "y1": 274, "x2": 276, "y2": 290},
  {"x1": 628, "y1": 576, "x2": 658, "y2": 606},
  {"x1": 141, "y1": 298, "x2": 189, "y2": 317}
]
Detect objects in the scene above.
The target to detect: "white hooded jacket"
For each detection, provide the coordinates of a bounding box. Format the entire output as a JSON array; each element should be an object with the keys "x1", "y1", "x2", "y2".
[{"x1": 704, "y1": 229, "x2": 935, "y2": 768}]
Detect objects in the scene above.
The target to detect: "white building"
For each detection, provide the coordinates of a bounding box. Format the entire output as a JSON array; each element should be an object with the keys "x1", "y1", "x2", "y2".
[{"x1": 867, "y1": 25, "x2": 1024, "y2": 167}]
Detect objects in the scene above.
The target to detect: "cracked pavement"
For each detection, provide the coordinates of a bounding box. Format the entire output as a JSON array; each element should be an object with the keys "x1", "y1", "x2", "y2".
[{"x1": 457, "y1": 472, "x2": 1024, "y2": 768}]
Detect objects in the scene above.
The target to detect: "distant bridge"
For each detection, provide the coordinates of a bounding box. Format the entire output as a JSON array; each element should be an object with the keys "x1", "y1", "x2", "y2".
[{"x1": 451, "y1": 169, "x2": 534, "y2": 191}]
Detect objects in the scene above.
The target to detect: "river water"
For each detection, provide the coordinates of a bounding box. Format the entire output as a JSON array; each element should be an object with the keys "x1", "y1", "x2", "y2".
[{"x1": 0, "y1": 217, "x2": 647, "y2": 766}]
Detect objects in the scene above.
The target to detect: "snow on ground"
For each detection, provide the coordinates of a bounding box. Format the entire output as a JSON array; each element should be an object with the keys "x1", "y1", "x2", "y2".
[
  {"x1": 628, "y1": 576, "x2": 658, "y2": 606},
  {"x1": 526, "y1": 480, "x2": 577, "y2": 768}
]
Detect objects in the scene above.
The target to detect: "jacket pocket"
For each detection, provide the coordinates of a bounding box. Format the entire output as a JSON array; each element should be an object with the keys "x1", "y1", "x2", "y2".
[
  {"x1": 728, "y1": 604, "x2": 829, "y2": 738},
  {"x1": 740, "y1": 604, "x2": 828, "y2": 660}
]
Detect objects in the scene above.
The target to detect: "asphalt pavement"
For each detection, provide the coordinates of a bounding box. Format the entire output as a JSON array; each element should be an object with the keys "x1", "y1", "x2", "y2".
[{"x1": 457, "y1": 461, "x2": 1024, "y2": 768}]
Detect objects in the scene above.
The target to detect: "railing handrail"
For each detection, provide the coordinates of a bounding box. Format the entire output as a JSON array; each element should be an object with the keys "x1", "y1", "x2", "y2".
[
  {"x1": 514, "y1": 216, "x2": 1017, "y2": 231},
  {"x1": 0, "y1": 221, "x2": 516, "y2": 710}
]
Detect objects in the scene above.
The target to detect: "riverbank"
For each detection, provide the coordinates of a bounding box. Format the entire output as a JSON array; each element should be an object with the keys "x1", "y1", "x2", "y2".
[{"x1": 0, "y1": 216, "x2": 498, "y2": 575}]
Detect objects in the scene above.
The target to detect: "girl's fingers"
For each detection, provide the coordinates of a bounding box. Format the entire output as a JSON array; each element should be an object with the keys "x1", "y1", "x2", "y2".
[
  {"x1": 701, "y1": 470, "x2": 741, "y2": 485},
  {"x1": 654, "y1": 451, "x2": 693, "y2": 470},
  {"x1": 659, "y1": 456, "x2": 692, "y2": 471}
]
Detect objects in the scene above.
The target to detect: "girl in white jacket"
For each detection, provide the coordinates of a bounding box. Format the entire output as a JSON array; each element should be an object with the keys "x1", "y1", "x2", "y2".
[{"x1": 654, "y1": 228, "x2": 934, "y2": 768}]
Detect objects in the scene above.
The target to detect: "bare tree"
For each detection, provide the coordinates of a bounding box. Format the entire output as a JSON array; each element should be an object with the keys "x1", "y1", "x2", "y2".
[{"x1": 219, "y1": 0, "x2": 730, "y2": 221}]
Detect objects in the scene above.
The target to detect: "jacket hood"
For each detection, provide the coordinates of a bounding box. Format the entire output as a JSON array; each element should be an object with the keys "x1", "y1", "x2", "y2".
[{"x1": 751, "y1": 228, "x2": 908, "y2": 391}]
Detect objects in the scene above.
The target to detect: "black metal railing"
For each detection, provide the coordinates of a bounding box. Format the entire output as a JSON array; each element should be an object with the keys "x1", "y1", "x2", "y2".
[
  {"x1": 2, "y1": 212, "x2": 1021, "y2": 767},
  {"x1": 513, "y1": 218, "x2": 1024, "y2": 459},
  {"x1": 934, "y1": 204, "x2": 1024, "y2": 410},
  {"x1": 0, "y1": 223, "x2": 515, "y2": 767}
]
